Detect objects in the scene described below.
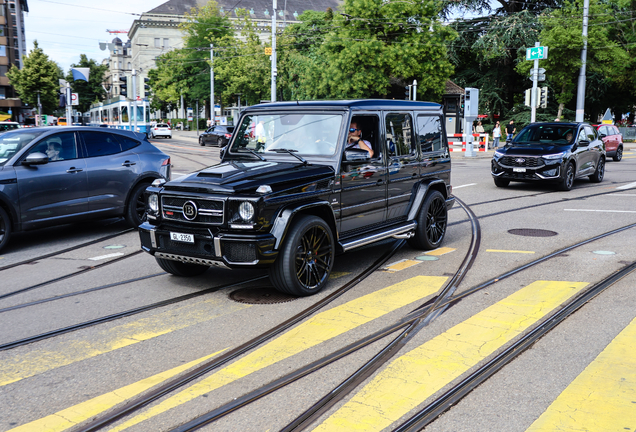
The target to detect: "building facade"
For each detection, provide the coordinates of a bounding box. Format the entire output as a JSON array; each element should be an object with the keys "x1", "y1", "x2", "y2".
[{"x1": 0, "y1": 0, "x2": 28, "y2": 120}]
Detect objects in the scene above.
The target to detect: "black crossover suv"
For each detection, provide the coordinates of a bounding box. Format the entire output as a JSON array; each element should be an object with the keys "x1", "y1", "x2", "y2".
[
  {"x1": 139, "y1": 100, "x2": 455, "y2": 296},
  {"x1": 491, "y1": 122, "x2": 605, "y2": 191}
]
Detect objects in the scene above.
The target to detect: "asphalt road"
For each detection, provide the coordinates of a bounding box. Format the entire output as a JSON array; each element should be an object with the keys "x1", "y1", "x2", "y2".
[{"x1": 1, "y1": 133, "x2": 635, "y2": 432}]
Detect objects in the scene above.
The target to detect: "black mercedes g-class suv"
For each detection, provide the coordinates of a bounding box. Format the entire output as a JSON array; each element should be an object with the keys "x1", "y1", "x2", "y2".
[{"x1": 139, "y1": 100, "x2": 454, "y2": 296}]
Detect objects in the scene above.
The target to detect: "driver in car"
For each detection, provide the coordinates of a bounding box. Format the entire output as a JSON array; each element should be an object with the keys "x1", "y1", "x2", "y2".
[{"x1": 347, "y1": 121, "x2": 374, "y2": 157}]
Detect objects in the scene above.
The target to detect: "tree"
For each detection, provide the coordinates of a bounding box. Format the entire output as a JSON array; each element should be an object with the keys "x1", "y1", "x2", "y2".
[
  {"x1": 65, "y1": 54, "x2": 109, "y2": 114},
  {"x1": 6, "y1": 40, "x2": 63, "y2": 113}
]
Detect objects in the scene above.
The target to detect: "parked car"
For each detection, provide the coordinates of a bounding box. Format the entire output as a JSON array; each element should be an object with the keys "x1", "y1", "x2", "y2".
[
  {"x1": 149, "y1": 123, "x2": 172, "y2": 139},
  {"x1": 139, "y1": 100, "x2": 455, "y2": 296},
  {"x1": 594, "y1": 124, "x2": 623, "y2": 161},
  {"x1": 199, "y1": 125, "x2": 235, "y2": 147},
  {"x1": 491, "y1": 122, "x2": 605, "y2": 191},
  {"x1": 0, "y1": 127, "x2": 171, "y2": 252},
  {"x1": 0, "y1": 121, "x2": 20, "y2": 133}
]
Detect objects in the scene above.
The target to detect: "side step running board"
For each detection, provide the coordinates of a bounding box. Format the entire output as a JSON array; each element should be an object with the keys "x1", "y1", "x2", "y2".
[{"x1": 340, "y1": 222, "x2": 417, "y2": 252}]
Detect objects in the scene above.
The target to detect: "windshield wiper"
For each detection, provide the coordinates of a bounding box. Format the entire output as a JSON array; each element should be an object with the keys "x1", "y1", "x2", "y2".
[
  {"x1": 269, "y1": 148, "x2": 307, "y2": 165},
  {"x1": 237, "y1": 148, "x2": 266, "y2": 161}
]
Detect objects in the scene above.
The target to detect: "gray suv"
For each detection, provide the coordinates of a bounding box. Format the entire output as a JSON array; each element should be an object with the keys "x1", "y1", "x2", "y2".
[{"x1": 0, "y1": 127, "x2": 170, "y2": 252}]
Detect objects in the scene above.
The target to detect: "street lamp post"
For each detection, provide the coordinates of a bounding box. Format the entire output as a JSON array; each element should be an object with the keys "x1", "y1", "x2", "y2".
[
  {"x1": 210, "y1": 43, "x2": 215, "y2": 125},
  {"x1": 271, "y1": 0, "x2": 277, "y2": 102}
]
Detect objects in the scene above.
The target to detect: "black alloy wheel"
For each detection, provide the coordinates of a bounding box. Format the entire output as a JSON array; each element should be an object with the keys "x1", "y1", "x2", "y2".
[
  {"x1": 217, "y1": 137, "x2": 223, "y2": 147},
  {"x1": 269, "y1": 215, "x2": 334, "y2": 296},
  {"x1": 408, "y1": 190, "x2": 447, "y2": 250},
  {"x1": 613, "y1": 146, "x2": 623, "y2": 162},
  {"x1": 0, "y1": 206, "x2": 11, "y2": 253},
  {"x1": 199, "y1": 137, "x2": 205, "y2": 146},
  {"x1": 156, "y1": 257, "x2": 209, "y2": 276},
  {"x1": 125, "y1": 182, "x2": 151, "y2": 227},
  {"x1": 589, "y1": 157, "x2": 605, "y2": 183},
  {"x1": 558, "y1": 162, "x2": 575, "y2": 191}
]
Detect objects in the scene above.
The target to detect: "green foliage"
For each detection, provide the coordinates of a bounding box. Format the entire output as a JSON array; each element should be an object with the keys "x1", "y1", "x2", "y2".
[
  {"x1": 6, "y1": 41, "x2": 63, "y2": 113},
  {"x1": 65, "y1": 54, "x2": 108, "y2": 114}
]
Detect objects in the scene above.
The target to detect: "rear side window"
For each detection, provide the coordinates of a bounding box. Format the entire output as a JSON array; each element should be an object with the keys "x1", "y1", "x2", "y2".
[
  {"x1": 81, "y1": 131, "x2": 122, "y2": 157},
  {"x1": 584, "y1": 125, "x2": 596, "y2": 141},
  {"x1": 386, "y1": 113, "x2": 415, "y2": 157},
  {"x1": 416, "y1": 115, "x2": 445, "y2": 153},
  {"x1": 116, "y1": 135, "x2": 140, "y2": 151}
]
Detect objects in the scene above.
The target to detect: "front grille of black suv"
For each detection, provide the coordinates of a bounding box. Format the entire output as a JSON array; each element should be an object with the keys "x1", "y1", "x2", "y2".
[
  {"x1": 500, "y1": 156, "x2": 542, "y2": 168},
  {"x1": 161, "y1": 195, "x2": 224, "y2": 224}
]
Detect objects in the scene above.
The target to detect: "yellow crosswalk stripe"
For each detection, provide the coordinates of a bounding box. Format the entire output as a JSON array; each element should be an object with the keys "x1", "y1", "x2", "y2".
[
  {"x1": 313, "y1": 280, "x2": 589, "y2": 432},
  {"x1": 425, "y1": 247, "x2": 455, "y2": 256},
  {"x1": 107, "y1": 276, "x2": 447, "y2": 431},
  {"x1": 7, "y1": 349, "x2": 226, "y2": 432},
  {"x1": 525, "y1": 316, "x2": 636, "y2": 431},
  {"x1": 0, "y1": 299, "x2": 249, "y2": 387}
]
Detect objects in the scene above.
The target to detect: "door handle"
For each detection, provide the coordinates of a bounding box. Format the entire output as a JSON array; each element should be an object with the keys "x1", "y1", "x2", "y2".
[
  {"x1": 122, "y1": 161, "x2": 137, "y2": 167},
  {"x1": 66, "y1": 167, "x2": 83, "y2": 173}
]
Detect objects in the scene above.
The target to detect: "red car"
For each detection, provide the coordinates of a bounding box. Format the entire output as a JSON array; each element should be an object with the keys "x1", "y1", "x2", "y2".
[{"x1": 594, "y1": 124, "x2": 623, "y2": 161}]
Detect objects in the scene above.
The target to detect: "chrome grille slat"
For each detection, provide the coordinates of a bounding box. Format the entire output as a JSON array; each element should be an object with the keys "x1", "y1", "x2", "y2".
[{"x1": 161, "y1": 195, "x2": 224, "y2": 225}]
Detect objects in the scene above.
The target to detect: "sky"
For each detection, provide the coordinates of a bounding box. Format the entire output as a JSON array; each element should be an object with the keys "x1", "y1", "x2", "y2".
[{"x1": 24, "y1": 0, "x2": 164, "y2": 72}]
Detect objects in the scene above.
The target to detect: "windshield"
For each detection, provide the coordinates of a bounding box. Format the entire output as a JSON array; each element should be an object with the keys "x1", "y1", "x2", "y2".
[
  {"x1": 229, "y1": 113, "x2": 342, "y2": 157},
  {"x1": 0, "y1": 130, "x2": 47, "y2": 166},
  {"x1": 513, "y1": 124, "x2": 577, "y2": 145}
]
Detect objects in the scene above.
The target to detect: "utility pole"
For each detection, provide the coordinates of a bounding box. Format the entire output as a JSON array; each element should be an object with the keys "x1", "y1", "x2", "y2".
[
  {"x1": 575, "y1": 0, "x2": 589, "y2": 122},
  {"x1": 66, "y1": 82, "x2": 72, "y2": 126},
  {"x1": 132, "y1": 68, "x2": 138, "y2": 132},
  {"x1": 210, "y1": 43, "x2": 215, "y2": 125},
  {"x1": 271, "y1": 0, "x2": 277, "y2": 102},
  {"x1": 37, "y1": 92, "x2": 42, "y2": 127},
  {"x1": 412, "y1": 79, "x2": 417, "y2": 101},
  {"x1": 531, "y1": 42, "x2": 539, "y2": 123}
]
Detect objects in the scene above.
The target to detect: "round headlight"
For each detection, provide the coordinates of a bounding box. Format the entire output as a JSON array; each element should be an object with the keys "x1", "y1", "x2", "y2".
[
  {"x1": 238, "y1": 201, "x2": 255, "y2": 221},
  {"x1": 148, "y1": 194, "x2": 159, "y2": 212}
]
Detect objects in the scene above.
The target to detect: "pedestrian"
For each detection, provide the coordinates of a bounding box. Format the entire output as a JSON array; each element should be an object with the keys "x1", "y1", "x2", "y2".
[
  {"x1": 475, "y1": 121, "x2": 484, "y2": 134},
  {"x1": 506, "y1": 120, "x2": 516, "y2": 141},
  {"x1": 206, "y1": 118, "x2": 211, "y2": 128},
  {"x1": 492, "y1": 121, "x2": 501, "y2": 149}
]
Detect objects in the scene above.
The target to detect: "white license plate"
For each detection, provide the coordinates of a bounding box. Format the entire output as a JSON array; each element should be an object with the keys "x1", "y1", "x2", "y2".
[
  {"x1": 513, "y1": 167, "x2": 526, "y2": 173},
  {"x1": 170, "y1": 232, "x2": 194, "y2": 243}
]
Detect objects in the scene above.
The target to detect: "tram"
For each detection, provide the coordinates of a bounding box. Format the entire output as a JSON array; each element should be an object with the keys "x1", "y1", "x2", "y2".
[{"x1": 89, "y1": 97, "x2": 151, "y2": 135}]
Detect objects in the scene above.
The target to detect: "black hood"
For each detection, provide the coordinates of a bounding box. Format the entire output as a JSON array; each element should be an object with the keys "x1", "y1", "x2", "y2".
[
  {"x1": 163, "y1": 160, "x2": 334, "y2": 194},
  {"x1": 502, "y1": 143, "x2": 571, "y2": 156}
]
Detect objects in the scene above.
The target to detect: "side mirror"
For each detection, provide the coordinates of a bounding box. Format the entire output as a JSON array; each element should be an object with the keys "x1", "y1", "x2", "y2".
[
  {"x1": 22, "y1": 152, "x2": 49, "y2": 165},
  {"x1": 599, "y1": 133, "x2": 607, "y2": 138},
  {"x1": 344, "y1": 149, "x2": 370, "y2": 162},
  {"x1": 578, "y1": 139, "x2": 590, "y2": 147}
]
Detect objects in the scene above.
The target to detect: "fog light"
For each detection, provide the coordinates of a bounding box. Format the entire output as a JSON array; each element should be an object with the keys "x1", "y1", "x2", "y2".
[
  {"x1": 543, "y1": 168, "x2": 557, "y2": 176},
  {"x1": 149, "y1": 194, "x2": 159, "y2": 212},
  {"x1": 239, "y1": 201, "x2": 255, "y2": 221}
]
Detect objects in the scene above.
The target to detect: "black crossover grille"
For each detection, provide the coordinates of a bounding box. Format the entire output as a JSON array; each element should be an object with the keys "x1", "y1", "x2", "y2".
[
  {"x1": 161, "y1": 195, "x2": 224, "y2": 224},
  {"x1": 500, "y1": 156, "x2": 541, "y2": 168}
]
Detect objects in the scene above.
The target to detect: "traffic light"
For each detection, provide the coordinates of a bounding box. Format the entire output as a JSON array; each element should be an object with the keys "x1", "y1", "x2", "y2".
[
  {"x1": 144, "y1": 77, "x2": 150, "y2": 98},
  {"x1": 539, "y1": 87, "x2": 549, "y2": 109},
  {"x1": 119, "y1": 76, "x2": 128, "y2": 98},
  {"x1": 405, "y1": 85, "x2": 412, "y2": 101}
]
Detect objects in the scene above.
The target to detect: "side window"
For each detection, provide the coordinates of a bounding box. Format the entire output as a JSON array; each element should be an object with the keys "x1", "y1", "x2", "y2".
[
  {"x1": 117, "y1": 135, "x2": 141, "y2": 152},
  {"x1": 416, "y1": 115, "x2": 444, "y2": 153},
  {"x1": 121, "y1": 106, "x2": 129, "y2": 123},
  {"x1": 385, "y1": 113, "x2": 415, "y2": 157},
  {"x1": 81, "y1": 132, "x2": 122, "y2": 157},
  {"x1": 613, "y1": 126, "x2": 620, "y2": 135},
  {"x1": 577, "y1": 128, "x2": 587, "y2": 142},
  {"x1": 584, "y1": 126, "x2": 596, "y2": 141},
  {"x1": 28, "y1": 132, "x2": 78, "y2": 162},
  {"x1": 349, "y1": 115, "x2": 380, "y2": 159}
]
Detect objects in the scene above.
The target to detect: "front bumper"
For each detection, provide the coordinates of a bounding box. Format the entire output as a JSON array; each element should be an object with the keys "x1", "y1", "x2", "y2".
[
  {"x1": 138, "y1": 222, "x2": 278, "y2": 268},
  {"x1": 491, "y1": 157, "x2": 562, "y2": 182}
]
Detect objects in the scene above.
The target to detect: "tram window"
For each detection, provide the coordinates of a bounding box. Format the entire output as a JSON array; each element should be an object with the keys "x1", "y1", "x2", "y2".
[
  {"x1": 121, "y1": 106, "x2": 129, "y2": 123},
  {"x1": 145, "y1": 108, "x2": 150, "y2": 123},
  {"x1": 81, "y1": 131, "x2": 123, "y2": 157},
  {"x1": 117, "y1": 135, "x2": 140, "y2": 151},
  {"x1": 113, "y1": 107, "x2": 119, "y2": 122}
]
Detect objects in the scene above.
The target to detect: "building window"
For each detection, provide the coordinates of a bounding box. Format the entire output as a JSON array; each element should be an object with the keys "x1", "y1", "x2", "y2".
[
  {"x1": 127, "y1": 62, "x2": 131, "y2": 69},
  {"x1": 0, "y1": 46, "x2": 6, "y2": 57},
  {"x1": 0, "y1": 87, "x2": 6, "y2": 100},
  {"x1": 163, "y1": 38, "x2": 169, "y2": 48},
  {"x1": 0, "y1": 28, "x2": 4, "y2": 37},
  {"x1": 0, "y1": 66, "x2": 7, "y2": 77},
  {"x1": 119, "y1": 60, "x2": 122, "y2": 69},
  {"x1": 154, "y1": 38, "x2": 160, "y2": 48}
]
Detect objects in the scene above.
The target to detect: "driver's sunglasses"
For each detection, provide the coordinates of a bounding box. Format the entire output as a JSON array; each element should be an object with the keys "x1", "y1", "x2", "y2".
[{"x1": 349, "y1": 128, "x2": 360, "y2": 133}]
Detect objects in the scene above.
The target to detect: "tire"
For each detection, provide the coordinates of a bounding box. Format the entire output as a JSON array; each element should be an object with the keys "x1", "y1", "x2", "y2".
[
  {"x1": 558, "y1": 162, "x2": 575, "y2": 191},
  {"x1": 494, "y1": 178, "x2": 510, "y2": 187},
  {"x1": 613, "y1": 146, "x2": 623, "y2": 162},
  {"x1": 199, "y1": 137, "x2": 205, "y2": 146},
  {"x1": 589, "y1": 157, "x2": 605, "y2": 183},
  {"x1": 125, "y1": 182, "x2": 150, "y2": 228},
  {"x1": 407, "y1": 190, "x2": 448, "y2": 250},
  {"x1": 217, "y1": 137, "x2": 223, "y2": 147},
  {"x1": 269, "y1": 215, "x2": 334, "y2": 296},
  {"x1": 0, "y1": 206, "x2": 11, "y2": 253},
  {"x1": 155, "y1": 257, "x2": 209, "y2": 276}
]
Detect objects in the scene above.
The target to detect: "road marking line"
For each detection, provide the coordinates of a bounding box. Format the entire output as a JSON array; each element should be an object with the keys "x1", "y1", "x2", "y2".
[
  {"x1": 452, "y1": 183, "x2": 477, "y2": 189},
  {"x1": 425, "y1": 247, "x2": 456, "y2": 256},
  {"x1": 6, "y1": 349, "x2": 226, "y2": 432},
  {"x1": 616, "y1": 181, "x2": 636, "y2": 190},
  {"x1": 0, "y1": 299, "x2": 249, "y2": 387},
  {"x1": 107, "y1": 276, "x2": 448, "y2": 431},
  {"x1": 384, "y1": 259, "x2": 421, "y2": 272},
  {"x1": 87, "y1": 252, "x2": 125, "y2": 261},
  {"x1": 609, "y1": 193, "x2": 636, "y2": 196},
  {"x1": 313, "y1": 280, "x2": 589, "y2": 432},
  {"x1": 525, "y1": 316, "x2": 636, "y2": 431},
  {"x1": 486, "y1": 249, "x2": 536, "y2": 254},
  {"x1": 564, "y1": 209, "x2": 636, "y2": 213},
  {"x1": 329, "y1": 272, "x2": 350, "y2": 280}
]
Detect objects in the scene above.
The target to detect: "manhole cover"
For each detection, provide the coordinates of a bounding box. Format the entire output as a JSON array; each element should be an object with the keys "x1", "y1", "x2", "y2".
[
  {"x1": 508, "y1": 228, "x2": 558, "y2": 237},
  {"x1": 229, "y1": 287, "x2": 297, "y2": 305}
]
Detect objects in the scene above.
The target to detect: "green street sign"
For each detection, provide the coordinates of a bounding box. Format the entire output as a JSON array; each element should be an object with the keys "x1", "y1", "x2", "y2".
[{"x1": 526, "y1": 46, "x2": 548, "y2": 60}]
